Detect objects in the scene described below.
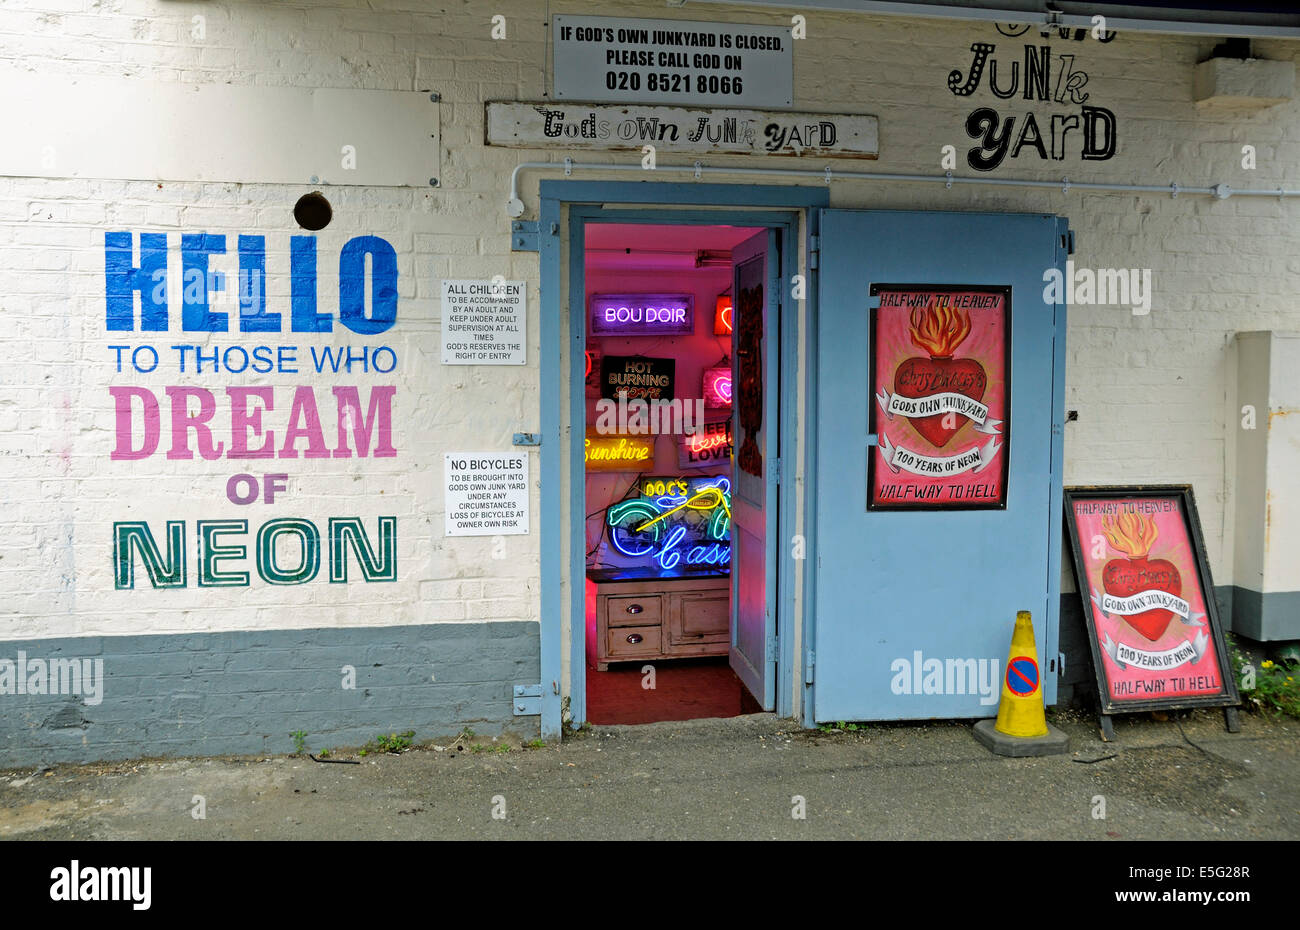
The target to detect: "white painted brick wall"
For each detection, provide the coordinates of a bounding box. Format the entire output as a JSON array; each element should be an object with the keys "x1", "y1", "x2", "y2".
[{"x1": 1, "y1": 0, "x2": 1298, "y2": 641}]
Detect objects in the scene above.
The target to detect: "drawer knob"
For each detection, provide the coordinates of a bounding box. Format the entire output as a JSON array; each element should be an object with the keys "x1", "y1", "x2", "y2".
[
  {"x1": 625, "y1": 603, "x2": 644, "y2": 614},
  {"x1": 625, "y1": 633, "x2": 643, "y2": 644}
]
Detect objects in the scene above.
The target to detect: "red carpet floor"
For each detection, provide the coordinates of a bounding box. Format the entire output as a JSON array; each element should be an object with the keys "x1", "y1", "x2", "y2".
[{"x1": 586, "y1": 656, "x2": 761, "y2": 725}]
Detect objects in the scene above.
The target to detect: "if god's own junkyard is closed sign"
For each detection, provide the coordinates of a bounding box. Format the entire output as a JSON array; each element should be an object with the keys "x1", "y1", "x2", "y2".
[{"x1": 553, "y1": 15, "x2": 792, "y2": 108}]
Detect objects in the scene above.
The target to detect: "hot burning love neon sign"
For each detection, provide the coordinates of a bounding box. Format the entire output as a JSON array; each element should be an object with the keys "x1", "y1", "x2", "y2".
[{"x1": 606, "y1": 476, "x2": 731, "y2": 571}]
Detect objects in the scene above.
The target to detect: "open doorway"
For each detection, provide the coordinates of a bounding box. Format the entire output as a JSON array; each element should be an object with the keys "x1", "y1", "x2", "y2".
[{"x1": 581, "y1": 222, "x2": 769, "y2": 725}]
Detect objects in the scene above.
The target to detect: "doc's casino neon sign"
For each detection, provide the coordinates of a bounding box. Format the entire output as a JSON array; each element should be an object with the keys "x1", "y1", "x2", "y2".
[{"x1": 606, "y1": 476, "x2": 731, "y2": 572}]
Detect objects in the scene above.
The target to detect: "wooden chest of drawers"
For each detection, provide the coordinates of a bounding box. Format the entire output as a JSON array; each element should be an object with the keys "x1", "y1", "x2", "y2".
[{"x1": 587, "y1": 574, "x2": 730, "y2": 670}]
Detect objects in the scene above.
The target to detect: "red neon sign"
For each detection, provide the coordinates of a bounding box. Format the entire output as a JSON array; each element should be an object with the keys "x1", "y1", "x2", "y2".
[{"x1": 714, "y1": 295, "x2": 733, "y2": 335}]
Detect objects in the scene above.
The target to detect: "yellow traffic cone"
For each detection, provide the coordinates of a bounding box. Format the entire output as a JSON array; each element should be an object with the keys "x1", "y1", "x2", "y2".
[
  {"x1": 973, "y1": 611, "x2": 1069, "y2": 757},
  {"x1": 996, "y1": 610, "x2": 1048, "y2": 738}
]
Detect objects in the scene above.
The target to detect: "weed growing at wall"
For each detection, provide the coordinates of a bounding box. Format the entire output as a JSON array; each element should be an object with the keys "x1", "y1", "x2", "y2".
[{"x1": 1230, "y1": 636, "x2": 1300, "y2": 718}]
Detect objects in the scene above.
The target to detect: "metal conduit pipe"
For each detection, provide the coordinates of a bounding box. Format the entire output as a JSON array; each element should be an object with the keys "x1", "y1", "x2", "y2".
[{"x1": 505, "y1": 157, "x2": 1300, "y2": 216}]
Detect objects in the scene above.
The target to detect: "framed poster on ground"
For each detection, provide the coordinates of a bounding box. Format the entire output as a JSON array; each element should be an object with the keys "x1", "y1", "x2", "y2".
[
  {"x1": 868, "y1": 284, "x2": 1009, "y2": 509},
  {"x1": 1064, "y1": 486, "x2": 1240, "y2": 722}
]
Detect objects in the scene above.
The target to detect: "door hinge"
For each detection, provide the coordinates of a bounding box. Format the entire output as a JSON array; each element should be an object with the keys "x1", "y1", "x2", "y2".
[
  {"x1": 512, "y1": 683, "x2": 542, "y2": 715},
  {"x1": 804, "y1": 651, "x2": 815, "y2": 685},
  {"x1": 772, "y1": 457, "x2": 781, "y2": 485},
  {"x1": 808, "y1": 235, "x2": 819, "y2": 270},
  {"x1": 765, "y1": 638, "x2": 777, "y2": 664}
]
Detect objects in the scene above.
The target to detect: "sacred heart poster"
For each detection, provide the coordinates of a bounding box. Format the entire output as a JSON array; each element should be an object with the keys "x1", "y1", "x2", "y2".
[
  {"x1": 1064, "y1": 486, "x2": 1239, "y2": 714},
  {"x1": 868, "y1": 285, "x2": 1010, "y2": 509}
]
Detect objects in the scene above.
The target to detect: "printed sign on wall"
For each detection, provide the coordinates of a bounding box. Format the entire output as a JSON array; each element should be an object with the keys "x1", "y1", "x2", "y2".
[
  {"x1": 552, "y1": 15, "x2": 793, "y2": 108},
  {"x1": 944, "y1": 26, "x2": 1117, "y2": 171},
  {"x1": 105, "y1": 231, "x2": 401, "y2": 593},
  {"x1": 869, "y1": 285, "x2": 1009, "y2": 509},
  {"x1": 441, "y1": 279, "x2": 526, "y2": 364},
  {"x1": 1064, "y1": 487, "x2": 1239, "y2": 714},
  {"x1": 444, "y1": 453, "x2": 529, "y2": 537},
  {"x1": 600, "y1": 355, "x2": 675, "y2": 401}
]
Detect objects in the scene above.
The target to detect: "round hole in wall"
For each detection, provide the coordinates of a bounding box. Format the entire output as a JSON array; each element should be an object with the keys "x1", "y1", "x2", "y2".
[{"x1": 294, "y1": 192, "x2": 332, "y2": 231}]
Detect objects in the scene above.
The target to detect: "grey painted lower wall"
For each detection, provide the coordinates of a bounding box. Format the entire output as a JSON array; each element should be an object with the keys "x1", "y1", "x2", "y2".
[
  {"x1": 1228, "y1": 586, "x2": 1300, "y2": 642},
  {"x1": 0, "y1": 622, "x2": 540, "y2": 768},
  {"x1": 3, "y1": 587, "x2": 1274, "y2": 767}
]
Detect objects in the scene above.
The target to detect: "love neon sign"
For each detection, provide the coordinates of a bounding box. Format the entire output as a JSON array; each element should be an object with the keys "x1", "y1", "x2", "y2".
[
  {"x1": 590, "y1": 294, "x2": 695, "y2": 336},
  {"x1": 606, "y1": 476, "x2": 731, "y2": 573},
  {"x1": 703, "y1": 365, "x2": 732, "y2": 408},
  {"x1": 679, "y1": 419, "x2": 732, "y2": 469}
]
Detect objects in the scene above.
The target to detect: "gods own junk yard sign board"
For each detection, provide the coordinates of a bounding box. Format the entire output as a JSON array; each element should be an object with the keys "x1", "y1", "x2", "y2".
[{"x1": 485, "y1": 102, "x2": 878, "y2": 159}]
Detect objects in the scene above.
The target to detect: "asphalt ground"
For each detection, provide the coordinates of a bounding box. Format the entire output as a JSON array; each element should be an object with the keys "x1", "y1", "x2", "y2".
[{"x1": 2, "y1": 706, "x2": 1296, "y2": 842}]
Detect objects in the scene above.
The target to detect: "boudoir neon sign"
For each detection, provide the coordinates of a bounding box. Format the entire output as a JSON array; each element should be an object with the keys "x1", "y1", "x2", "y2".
[
  {"x1": 590, "y1": 294, "x2": 695, "y2": 336},
  {"x1": 606, "y1": 476, "x2": 731, "y2": 571}
]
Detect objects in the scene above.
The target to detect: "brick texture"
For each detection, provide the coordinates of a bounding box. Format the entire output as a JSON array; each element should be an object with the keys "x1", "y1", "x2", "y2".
[{"x1": 0, "y1": 0, "x2": 1297, "y2": 756}]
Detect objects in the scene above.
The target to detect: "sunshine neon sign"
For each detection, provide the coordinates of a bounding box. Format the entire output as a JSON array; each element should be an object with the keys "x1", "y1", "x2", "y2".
[{"x1": 585, "y1": 431, "x2": 654, "y2": 471}]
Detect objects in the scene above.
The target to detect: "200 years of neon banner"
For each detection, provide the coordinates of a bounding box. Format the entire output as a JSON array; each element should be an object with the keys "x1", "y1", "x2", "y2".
[{"x1": 869, "y1": 286, "x2": 1009, "y2": 509}]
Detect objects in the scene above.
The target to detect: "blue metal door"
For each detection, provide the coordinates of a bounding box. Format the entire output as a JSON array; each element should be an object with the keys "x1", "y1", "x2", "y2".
[
  {"x1": 813, "y1": 210, "x2": 1067, "y2": 722},
  {"x1": 730, "y1": 229, "x2": 779, "y2": 709}
]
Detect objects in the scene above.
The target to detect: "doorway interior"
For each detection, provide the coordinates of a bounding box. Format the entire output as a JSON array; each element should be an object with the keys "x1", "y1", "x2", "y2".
[{"x1": 581, "y1": 221, "x2": 767, "y2": 725}]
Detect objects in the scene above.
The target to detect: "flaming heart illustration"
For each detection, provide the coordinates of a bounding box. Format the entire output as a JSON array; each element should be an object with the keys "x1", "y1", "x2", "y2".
[
  {"x1": 893, "y1": 304, "x2": 987, "y2": 449},
  {"x1": 1101, "y1": 511, "x2": 1183, "y2": 642}
]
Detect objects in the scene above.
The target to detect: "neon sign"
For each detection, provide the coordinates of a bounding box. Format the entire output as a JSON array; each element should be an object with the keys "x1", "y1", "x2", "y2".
[
  {"x1": 703, "y1": 365, "x2": 732, "y2": 408},
  {"x1": 585, "y1": 347, "x2": 602, "y2": 398},
  {"x1": 606, "y1": 475, "x2": 731, "y2": 573},
  {"x1": 590, "y1": 294, "x2": 695, "y2": 336},
  {"x1": 585, "y1": 431, "x2": 654, "y2": 471},
  {"x1": 714, "y1": 295, "x2": 733, "y2": 335},
  {"x1": 680, "y1": 419, "x2": 732, "y2": 469}
]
